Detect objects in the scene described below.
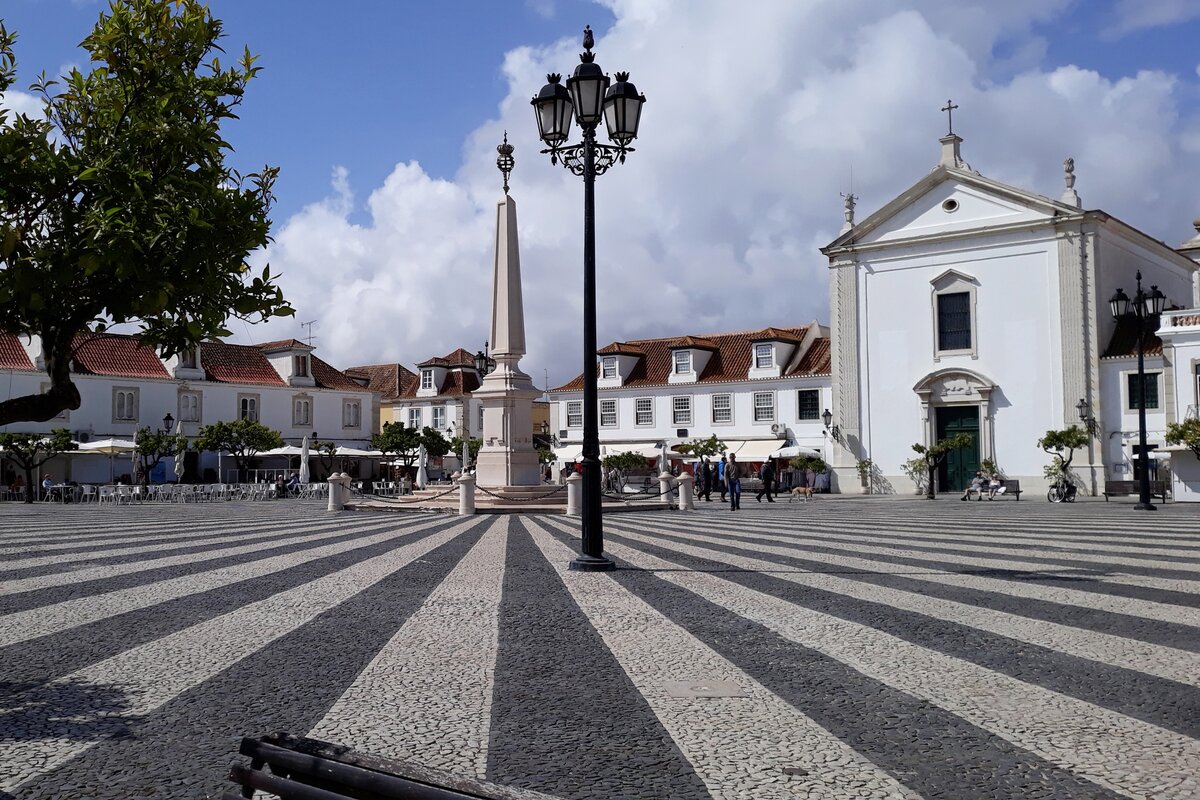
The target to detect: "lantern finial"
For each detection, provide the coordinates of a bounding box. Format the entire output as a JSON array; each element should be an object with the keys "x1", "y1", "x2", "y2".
[
  {"x1": 496, "y1": 131, "x2": 515, "y2": 195},
  {"x1": 580, "y1": 25, "x2": 596, "y2": 63}
]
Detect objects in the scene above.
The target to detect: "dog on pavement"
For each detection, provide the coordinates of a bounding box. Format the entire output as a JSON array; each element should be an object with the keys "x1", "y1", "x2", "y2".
[{"x1": 789, "y1": 486, "x2": 814, "y2": 503}]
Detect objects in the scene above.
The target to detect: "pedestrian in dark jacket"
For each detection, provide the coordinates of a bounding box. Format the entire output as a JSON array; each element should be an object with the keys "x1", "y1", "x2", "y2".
[
  {"x1": 698, "y1": 458, "x2": 713, "y2": 501},
  {"x1": 756, "y1": 461, "x2": 776, "y2": 503},
  {"x1": 725, "y1": 453, "x2": 743, "y2": 510}
]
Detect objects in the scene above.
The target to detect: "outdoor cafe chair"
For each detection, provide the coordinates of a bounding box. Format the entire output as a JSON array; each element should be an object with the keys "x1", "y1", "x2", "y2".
[{"x1": 115, "y1": 486, "x2": 134, "y2": 505}]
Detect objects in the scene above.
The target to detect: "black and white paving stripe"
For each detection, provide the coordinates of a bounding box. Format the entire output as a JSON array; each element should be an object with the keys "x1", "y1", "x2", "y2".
[{"x1": 0, "y1": 497, "x2": 1197, "y2": 800}]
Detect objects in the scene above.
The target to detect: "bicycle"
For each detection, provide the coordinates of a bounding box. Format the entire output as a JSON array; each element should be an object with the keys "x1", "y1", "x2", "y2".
[{"x1": 1047, "y1": 477, "x2": 1077, "y2": 503}]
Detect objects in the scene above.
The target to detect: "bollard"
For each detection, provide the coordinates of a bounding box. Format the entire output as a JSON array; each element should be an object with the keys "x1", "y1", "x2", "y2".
[
  {"x1": 458, "y1": 473, "x2": 476, "y2": 516},
  {"x1": 327, "y1": 473, "x2": 351, "y2": 512},
  {"x1": 565, "y1": 472, "x2": 582, "y2": 516},
  {"x1": 677, "y1": 472, "x2": 694, "y2": 510},
  {"x1": 659, "y1": 472, "x2": 675, "y2": 508}
]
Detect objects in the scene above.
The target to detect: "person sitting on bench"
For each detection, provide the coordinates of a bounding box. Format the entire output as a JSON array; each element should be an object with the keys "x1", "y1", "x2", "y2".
[{"x1": 961, "y1": 471, "x2": 985, "y2": 501}]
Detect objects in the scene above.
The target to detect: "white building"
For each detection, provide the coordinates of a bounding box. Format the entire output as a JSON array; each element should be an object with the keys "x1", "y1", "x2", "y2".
[
  {"x1": 822, "y1": 132, "x2": 1200, "y2": 495},
  {"x1": 0, "y1": 333, "x2": 376, "y2": 483},
  {"x1": 548, "y1": 322, "x2": 833, "y2": 466},
  {"x1": 348, "y1": 348, "x2": 484, "y2": 440},
  {"x1": 1157, "y1": 307, "x2": 1200, "y2": 501}
]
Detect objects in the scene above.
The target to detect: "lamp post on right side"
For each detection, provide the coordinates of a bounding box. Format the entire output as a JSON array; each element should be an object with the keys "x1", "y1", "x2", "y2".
[
  {"x1": 531, "y1": 25, "x2": 646, "y2": 572},
  {"x1": 1109, "y1": 270, "x2": 1166, "y2": 511}
]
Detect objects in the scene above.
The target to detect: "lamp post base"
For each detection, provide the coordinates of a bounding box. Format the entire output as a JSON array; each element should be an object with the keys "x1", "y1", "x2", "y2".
[
  {"x1": 1133, "y1": 502, "x2": 1157, "y2": 511},
  {"x1": 569, "y1": 553, "x2": 616, "y2": 572}
]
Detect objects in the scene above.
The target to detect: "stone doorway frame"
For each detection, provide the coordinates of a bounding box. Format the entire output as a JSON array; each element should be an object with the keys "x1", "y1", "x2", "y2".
[{"x1": 912, "y1": 367, "x2": 997, "y2": 465}]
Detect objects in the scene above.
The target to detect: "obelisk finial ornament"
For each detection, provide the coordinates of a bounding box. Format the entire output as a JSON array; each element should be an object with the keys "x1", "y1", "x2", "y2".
[{"x1": 496, "y1": 132, "x2": 515, "y2": 195}]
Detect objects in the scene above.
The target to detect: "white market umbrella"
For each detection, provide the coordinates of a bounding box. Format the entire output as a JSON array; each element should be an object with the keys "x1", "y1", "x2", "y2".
[
  {"x1": 173, "y1": 421, "x2": 185, "y2": 482},
  {"x1": 416, "y1": 443, "x2": 428, "y2": 490},
  {"x1": 78, "y1": 438, "x2": 137, "y2": 482},
  {"x1": 461, "y1": 438, "x2": 470, "y2": 473},
  {"x1": 299, "y1": 435, "x2": 311, "y2": 484},
  {"x1": 257, "y1": 445, "x2": 307, "y2": 457},
  {"x1": 333, "y1": 446, "x2": 384, "y2": 457}
]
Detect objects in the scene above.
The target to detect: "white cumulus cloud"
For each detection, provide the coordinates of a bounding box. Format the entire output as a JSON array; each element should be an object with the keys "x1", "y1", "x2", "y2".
[{"x1": 243, "y1": 0, "x2": 1200, "y2": 388}]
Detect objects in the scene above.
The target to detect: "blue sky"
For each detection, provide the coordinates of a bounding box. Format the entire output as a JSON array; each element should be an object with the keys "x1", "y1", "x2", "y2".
[{"x1": 4, "y1": 1, "x2": 1200, "y2": 383}]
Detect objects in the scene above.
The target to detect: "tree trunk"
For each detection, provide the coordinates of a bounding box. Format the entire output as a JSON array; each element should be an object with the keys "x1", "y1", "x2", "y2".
[
  {"x1": 926, "y1": 462, "x2": 936, "y2": 500},
  {"x1": 0, "y1": 328, "x2": 83, "y2": 427},
  {"x1": 24, "y1": 466, "x2": 35, "y2": 503}
]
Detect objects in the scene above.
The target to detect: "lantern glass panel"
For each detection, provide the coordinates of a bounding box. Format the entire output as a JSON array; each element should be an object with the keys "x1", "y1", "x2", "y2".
[
  {"x1": 570, "y1": 74, "x2": 607, "y2": 126},
  {"x1": 1145, "y1": 286, "x2": 1166, "y2": 316},
  {"x1": 1109, "y1": 289, "x2": 1130, "y2": 320},
  {"x1": 605, "y1": 95, "x2": 642, "y2": 145}
]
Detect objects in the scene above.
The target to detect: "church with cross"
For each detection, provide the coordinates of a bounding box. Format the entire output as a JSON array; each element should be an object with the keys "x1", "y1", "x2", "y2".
[{"x1": 822, "y1": 102, "x2": 1200, "y2": 497}]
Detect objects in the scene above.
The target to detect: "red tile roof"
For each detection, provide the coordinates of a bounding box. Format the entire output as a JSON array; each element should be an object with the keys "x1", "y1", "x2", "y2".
[
  {"x1": 344, "y1": 363, "x2": 417, "y2": 402},
  {"x1": 598, "y1": 342, "x2": 645, "y2": 356},
  {"x1": 0, "y1": 333, "x2": 35, "y2": 371},
  {"x1": 750, "y1": 326, "x2": 804, "y2": 344},
  {"x1": 311, "y1": 355, "x2": 366, "y2": 392},
  {"x1": 398, "y1": 365, "x2": 480, "y2": 398},
  {"x1": 1101, "y1": 317, "x2": 1163, "y2": 359},
  {"x1": 416, "y1": 347, "x2": 477, "y2": 369},
  {"x1": 552, "y1": 325, "x2": 815, "y2": 392},
  {"x1": 255, "y1": 338, "x2": 312, "y2": 352},
  {"x1": 788, "y1": 337, "x2": 831, "y2": 376},
  {"x1": 71, "y1": 334, "x2": 170, "y2": 379},
  {"x1": 200, "y1": 340, "x2": 286, "y2": 386}
]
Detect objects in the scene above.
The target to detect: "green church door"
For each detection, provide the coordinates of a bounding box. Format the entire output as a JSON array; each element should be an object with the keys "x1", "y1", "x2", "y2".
[{"x1": 935, "y1": 405, "x2": 980, "y2": 492}]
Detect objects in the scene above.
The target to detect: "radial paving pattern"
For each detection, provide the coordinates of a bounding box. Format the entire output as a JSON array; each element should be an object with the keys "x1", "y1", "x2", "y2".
[{"x1": 0, "y1": 498, "x2": 1197, "y2": 799}]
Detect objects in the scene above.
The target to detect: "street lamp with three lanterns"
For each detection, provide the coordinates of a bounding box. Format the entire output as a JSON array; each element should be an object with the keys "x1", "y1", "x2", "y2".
[
  {"x1": 1108, "y1": 270, "x2": 1167, "y2": 511},
  {"x1": 531, "y1": 25, "x2": 646, "y2": 571}
]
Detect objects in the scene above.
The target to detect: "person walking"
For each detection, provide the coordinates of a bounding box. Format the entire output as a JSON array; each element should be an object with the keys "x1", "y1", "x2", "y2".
[
  {"x1": 717, "y1": 455, "x2": 727, "y2": 503},
  {"x1": 726, "y1": 453, "x2": 743, "y2": 510},
  {"x1": 756, "y1": 460, "x2": 776, "y2": 503},
  {"x1": 699, "y1": 457, "x2": 713, "y2": 501}
]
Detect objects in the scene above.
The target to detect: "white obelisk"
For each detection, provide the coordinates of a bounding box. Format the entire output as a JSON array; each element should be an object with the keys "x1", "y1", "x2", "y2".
[{"x1": 475, "y1": 135, "x2": 541, "y2": 488}]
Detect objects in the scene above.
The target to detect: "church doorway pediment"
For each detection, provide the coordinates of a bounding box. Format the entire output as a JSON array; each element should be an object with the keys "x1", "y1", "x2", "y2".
[{"x1": 913, "y1": 367, "x2": 996, "y2": 404}]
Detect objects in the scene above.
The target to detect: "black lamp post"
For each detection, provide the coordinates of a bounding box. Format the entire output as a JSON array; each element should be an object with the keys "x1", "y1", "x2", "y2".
[
  {"x1": 533, "y1": 25, "x2": 645, "y2": 572},
  {"x1": 473, "y1": 341, "x2": 496, "y2": 376},
  {"x1": 159, "y1": 413, "x2": 174, "y2": 435},
  {"x1": 1076, "y1": 398, "x2": 1099, "y2": 438},
  {"x1": 821, "y1": 409, "x2": 842, "y2": 445},
  {"x1": 1109, "y1": 270, "x2": 1166, "y2": 511}
]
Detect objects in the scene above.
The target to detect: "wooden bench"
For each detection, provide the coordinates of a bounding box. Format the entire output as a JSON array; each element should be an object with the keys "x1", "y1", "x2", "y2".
[
  {"x1": 226, "y1": 732, "x2": 565, "y2": 800},
  {"x1": 1102, "y1": 480, "x2": 1170, "y2": 501}
]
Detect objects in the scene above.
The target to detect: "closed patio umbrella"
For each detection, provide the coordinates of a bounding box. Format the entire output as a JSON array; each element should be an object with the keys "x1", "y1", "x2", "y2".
[
  {"x1": 416, "y1": 443, "x2": 428, "y2": 490},
  {"x1": 173, "y1": 421, "x2": 185, "y2": 482},
  {"x1": 299, "y1": 436, "x2": 311, "y2": 484}
]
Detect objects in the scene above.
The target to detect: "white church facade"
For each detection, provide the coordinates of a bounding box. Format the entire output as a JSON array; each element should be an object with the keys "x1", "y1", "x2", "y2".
[{"x1": 824, "y1": 132, "x2": 1200, "y2": 495}]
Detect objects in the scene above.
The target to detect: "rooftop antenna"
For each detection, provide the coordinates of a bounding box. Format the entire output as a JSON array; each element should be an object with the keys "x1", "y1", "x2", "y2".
[{"x1": 300, "y1": 320, "x2": 318, "y2": 347}]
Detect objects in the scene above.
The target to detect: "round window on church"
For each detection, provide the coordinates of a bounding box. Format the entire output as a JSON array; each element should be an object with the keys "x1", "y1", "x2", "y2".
[{"x1": 941, "y1": 198, "x2": 959, "y2": 213}]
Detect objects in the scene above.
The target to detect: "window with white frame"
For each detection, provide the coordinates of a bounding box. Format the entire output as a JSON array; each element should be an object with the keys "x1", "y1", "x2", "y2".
[
  {"x1": 796, "y1": 389, "x2": 819, "y2": 420},
  {"x1": 179, "y1": 392, "x2": 200, "y2": 423},
  {"x1": 754, "y1": 343, "x2": 774, "y2": 369},
  {"x1": 478, "y1": 404, "x2": 485, "y2": 432},
  {"x1": 294, "y1": 355, "x2": 309, "y2": 378},
  {"x1": 432, "y1": 405, "x2": 447, "y2": 431},
  {"x1": 566, "y1": 400, "x2": 583, "y2": 428},
  {"x1": 420, "y1": 369, "x2": 434, "y2": 390},
  {"x1": 343, "y1": 400, "x2": 361, "y2": 428},
  {"x1": 600, "y1": 399, "x2": 618, "y2": 427},
  {"x1": 113, "y1": 388, "x2": 139, "y2": 422},
  {"x1": 601, "y1": 356, "x2": 617, "y2": 379},
  {"x1": 673, "y1": 350, "x2": 692, "y2": 374},
  {"x1": 408, "y1": 408, "x2": 422, "y2": 429},
  {"x1": 711, "y1": 393, "x2": 732, "y2": 424},
  {"x1": 753, "y1": 391, "x2": 775, "y2": 422},
  {"x1": 635, "y1": 397, "x2": 653, "y2": 426},
  {"x1": 672, "y1": 396, "x2": 692, "y2": 426},
  {"x1": 293, "y1": 396, "x2": 312, "y2": 426},
  {"x1": 238, "y1": 394, "x2": 259, "y2": 422}
]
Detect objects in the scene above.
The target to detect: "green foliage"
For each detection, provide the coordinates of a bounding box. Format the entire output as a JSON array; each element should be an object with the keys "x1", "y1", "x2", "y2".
[
  {"x1": 790, "y1": 454, "x2": 829, "y2": 474},
  {"x1": 133, "y1": 426, "x2": 189, "y2": 485},
  {"x1": 912, "y1": 433, "x2": 974, "y2": 499},
  {"x1": 194, "y1": 418, "x2": 283, "y2": 472},
  {"x1": 674, "y1": 435, "x2": 727, "y2": 458},
  {"x1": 1037, "y1": 426, "x2": 1089, "y2": 473},
  {"x1": 980, "y1": 458, "x2": 1001, "y2": 478},
  {"x1": 536, "y1": 445, "x2": 554, "y2": 465},
  {"x1": 371, "y1": 422, "x2": 423, "y2": 467},
  {"x1": 448, "y1": 435, "x2": 482, "y2": 462},
  {"x1": 0, "y1": 428, "x2": 74, "y2": 502},
  {"x1": 855, "y1": 458, "x2": 873, "y2": 481},
  {"x1": 1165, "y1": 418, "x2": 1200, "y2": 459},
  {"x1": 900, "y1": 457, "x2": 929, "y2": 493},
  {"x1": 602, "y1": 450, "x2": 650, "y2": 491},
  {"x1": 315, "y1": 440, "x2": 338, "y2": 471},
  {"x1": 419, "y1": 426, "x2": 451, "y2": 459},
  {"x1": 0, "y1": 1, "x2": 293, "y2": 426}
]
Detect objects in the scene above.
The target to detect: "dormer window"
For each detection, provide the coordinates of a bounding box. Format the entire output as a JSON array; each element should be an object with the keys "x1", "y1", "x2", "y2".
[
  {"x1": 421, "y1": 369, "x2": 434, "y2": 390},
  {"x1": 754, "y1": 343, "x2": 774, "y2": 369},
  {"x1": 180, "y1": 349, "x2": 198, "y2": 369},
  {"x1": 601, "y1": 356, "x2": 618, "y2": 379},
  {"x1": 673, "y1": 351, "x2": 692, "y2": 375},
  {"x1": 294, "y1": 355, "x2": 310, "y2": 378}
]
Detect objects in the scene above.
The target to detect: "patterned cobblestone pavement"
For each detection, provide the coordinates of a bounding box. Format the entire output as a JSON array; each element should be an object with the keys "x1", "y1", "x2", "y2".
[{"x1": 0, "y1": 498, "x2": 1197, "y2": 799}]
